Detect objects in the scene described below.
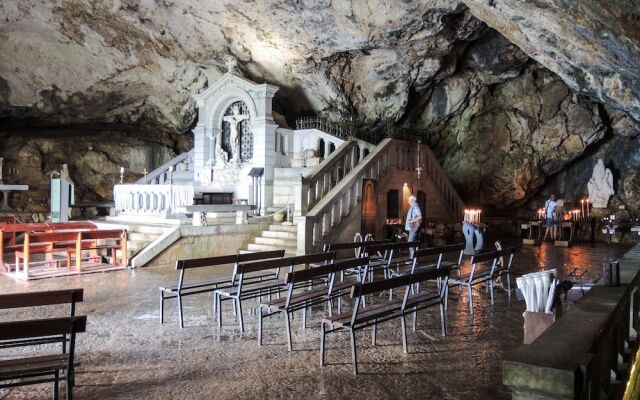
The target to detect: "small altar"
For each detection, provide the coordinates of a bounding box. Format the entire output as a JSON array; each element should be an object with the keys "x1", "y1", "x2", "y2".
[{"x1": 0, "y1": 184, "x2": 29, "y2": 211}]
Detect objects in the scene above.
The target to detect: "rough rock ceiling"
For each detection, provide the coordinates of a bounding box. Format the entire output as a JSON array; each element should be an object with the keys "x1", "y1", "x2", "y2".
[
  {"x1": 0, "y1": 0, "x2": 638, "y2": 211},
  {"x1": 461, "y1": 0, "x2": 640, "y2": 124}
]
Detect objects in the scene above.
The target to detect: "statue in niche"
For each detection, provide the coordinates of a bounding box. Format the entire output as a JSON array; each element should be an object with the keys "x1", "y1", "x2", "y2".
[
  {"x1": 222, "y1": 103, "x2": 249, "y2": 163},
  {"x1": 587, "y1": 159, "x2": 615, "y2": 208}
]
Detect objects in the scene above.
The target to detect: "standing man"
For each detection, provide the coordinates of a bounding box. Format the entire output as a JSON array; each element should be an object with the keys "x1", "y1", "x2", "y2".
[
  {"x1": 405, "y1": 195, "x2": 423, "y2": 252},
  {"x1": 543, "y1": 194, "x2": 557, "y2": 241}
]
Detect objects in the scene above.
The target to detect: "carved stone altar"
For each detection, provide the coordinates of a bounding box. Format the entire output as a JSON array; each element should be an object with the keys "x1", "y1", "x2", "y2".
[
  {"x1": 587, "y1": 159, "x2": 615, "y2": 208},
  {"x1": 192, "y1": 73, "x2": 279, "y2": 214}
]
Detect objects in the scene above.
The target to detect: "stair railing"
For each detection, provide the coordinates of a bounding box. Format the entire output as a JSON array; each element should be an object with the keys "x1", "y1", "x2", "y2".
[
  {"x1": 136, "y1": 149, "x2": 193, "y2": 185},
  {"x1": 294, "y1": 139, "x2": 466, "y2": 254}
]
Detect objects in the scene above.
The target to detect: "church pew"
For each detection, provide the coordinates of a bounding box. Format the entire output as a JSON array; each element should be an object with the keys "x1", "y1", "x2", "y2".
[
  {"x1": 14, "y1": 229, "x2": 127, "y2": 278},
  {"x1": 1, "y1": 222, "x2": 97, "y2": 267},
  {"x1": 65, "y1": 229, "x2": 128, "y2": 268}
]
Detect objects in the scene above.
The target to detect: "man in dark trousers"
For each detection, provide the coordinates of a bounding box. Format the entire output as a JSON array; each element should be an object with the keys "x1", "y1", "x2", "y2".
[{"x1": 405, "y1": 194, "x2": 422, "y2": 253}]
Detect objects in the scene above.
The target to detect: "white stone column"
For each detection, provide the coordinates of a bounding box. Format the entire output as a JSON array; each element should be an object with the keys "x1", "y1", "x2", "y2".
[
  {"x1": 193, "y1": 123, "x2": 207, "y2": 184},
  {"x1": 252, "y1": 118, "x2": 278, "y2": 214}
]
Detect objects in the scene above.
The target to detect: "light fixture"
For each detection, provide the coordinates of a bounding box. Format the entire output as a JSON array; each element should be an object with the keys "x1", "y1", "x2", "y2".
[{"x1": 415, "y1": 140, "x2": 424, "y2": 180}]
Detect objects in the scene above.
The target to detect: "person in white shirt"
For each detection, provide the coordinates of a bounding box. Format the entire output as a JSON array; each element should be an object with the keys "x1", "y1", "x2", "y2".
[
  {"x1": 543, "y1": 194, "x2": 557, "y2": 240},
  {"x1": 405, "y1": 195, "x2": 422, "y2": 253}
]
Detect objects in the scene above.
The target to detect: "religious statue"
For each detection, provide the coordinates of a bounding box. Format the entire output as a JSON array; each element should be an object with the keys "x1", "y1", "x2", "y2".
[
  {"x1": 587, "y1": 159, "x2": 615, "y2": 208},
  {"x1": 61, "y1": 163, "x2": 74, "y2": 185},
  {"x1": 222, "y1": 104, "x2": 249, "y2": 163},
  {"x1": 215, "y1": 146, "x2": 229, "y2": 166}
]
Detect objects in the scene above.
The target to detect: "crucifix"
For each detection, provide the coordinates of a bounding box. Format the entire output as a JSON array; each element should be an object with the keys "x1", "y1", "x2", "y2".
[{"x1": 222, "y1": 104, "x2": 249, "y2": 163}]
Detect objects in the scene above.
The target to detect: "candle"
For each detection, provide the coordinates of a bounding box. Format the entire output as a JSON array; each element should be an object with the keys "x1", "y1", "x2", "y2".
[
  {"x1": 580, "y1": 199, "x2": 584, "y2": 219},
  {"x1": 586, "y1": 198, "x2": 590, "y2": 218},
  {"x1": 120, "y1": 167, "x2": 125, "y2": 173}
]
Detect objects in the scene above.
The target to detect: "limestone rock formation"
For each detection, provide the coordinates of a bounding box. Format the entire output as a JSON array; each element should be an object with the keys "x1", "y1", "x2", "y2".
[
  {"x1": 0, "y1": 133, "x2": 188, "y2": 213},
  {"x1": 414, "y1": 32, "x2": 607, "y2": 208},
  {"x1": 461, "y1": 0, "x2": 640, "y2": 122},
  {"x1": 0, "y1": 0, "x2": 639, "y2": 213},
  {"x1": 0, "y1": 0, "x2": 485, "y2": 132}
]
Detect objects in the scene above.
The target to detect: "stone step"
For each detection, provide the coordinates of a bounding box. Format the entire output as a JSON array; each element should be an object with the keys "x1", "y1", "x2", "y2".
[
  {"x1": 247, "y1": 243, "x2": 297, "y2": 253},
  {"x1": 255, "y1": 237, "x2": 297, "y2": 246},
  {"x1": 261, "y1": 230, "x2": 297, "y2": 239},
  {"x1": 127, "y1": 232, "x2": 159, "y2": 242},
  {"x1": 128, "y1": 225, "x2": 172, "y2": 235},
  {"x1": 268, "y1": 224, "x2": 297, "y2": 233},
  {"x1": 126, "y1": 242, "x2": 148, "y2": 253}
]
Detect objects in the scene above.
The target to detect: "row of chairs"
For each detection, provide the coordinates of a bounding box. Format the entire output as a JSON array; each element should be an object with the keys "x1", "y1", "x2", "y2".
[{"x1": 0, "y1": 288, "x2": 86, "y2": 399}]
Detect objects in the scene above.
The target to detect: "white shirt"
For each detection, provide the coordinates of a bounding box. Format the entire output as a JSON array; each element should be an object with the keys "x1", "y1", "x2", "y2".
[{"x1": 545, "y1": 200, "x2": 557, "y2": 218}]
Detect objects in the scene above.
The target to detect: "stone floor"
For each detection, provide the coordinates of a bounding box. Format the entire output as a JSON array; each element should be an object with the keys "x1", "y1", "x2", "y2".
[{"x1": 0, "y1": 240, "x2": 632, "y2": 400}]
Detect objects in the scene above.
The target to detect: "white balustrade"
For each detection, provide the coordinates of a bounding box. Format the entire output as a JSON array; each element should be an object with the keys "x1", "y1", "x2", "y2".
[{"x1": 114, "y1": 184, "x2": 194, "y2": 215}]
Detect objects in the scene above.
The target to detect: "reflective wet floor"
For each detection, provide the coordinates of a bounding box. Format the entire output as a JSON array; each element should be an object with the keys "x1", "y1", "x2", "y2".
[{"x1": 0, "y1": 241, "x2": 632, "y2": 400}]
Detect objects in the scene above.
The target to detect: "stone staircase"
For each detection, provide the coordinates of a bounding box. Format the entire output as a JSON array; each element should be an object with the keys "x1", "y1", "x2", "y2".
[
  {"x1": 94, "y1": 221, "x2": 173, "y2": 261},
  {"x1": 240, "y1": 224, "x2": 297, "y2": 256}
]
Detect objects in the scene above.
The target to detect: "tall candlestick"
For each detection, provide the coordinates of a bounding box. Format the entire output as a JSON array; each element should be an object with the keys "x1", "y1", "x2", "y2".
[{"x1": 586, "y1": 198, "x2": 590, "y2": 218}]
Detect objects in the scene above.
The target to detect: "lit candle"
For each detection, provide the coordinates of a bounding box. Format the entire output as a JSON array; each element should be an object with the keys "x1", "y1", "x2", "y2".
[
  {"x1": 580, "y1": 199, "x2": 584, "y2": 220},
  {"x1": 586, "y1": 198, "x2": 590, "y2": 218},
  {"x1": 478, "y1": 210, "x2": 481, "y2": 224}
]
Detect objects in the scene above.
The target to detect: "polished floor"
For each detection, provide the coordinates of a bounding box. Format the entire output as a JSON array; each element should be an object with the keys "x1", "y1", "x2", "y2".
[{"x1": 0, "y1": 241, "x2": 632, "y2": 400}]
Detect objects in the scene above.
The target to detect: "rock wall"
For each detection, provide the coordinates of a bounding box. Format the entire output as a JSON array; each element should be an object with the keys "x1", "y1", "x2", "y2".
[
  {"x1": 1, "y1": 0, "x2": 639, "y2": 216},
  {"x1": 0, "y1": 131, "x2": 191, "y2": 212}
]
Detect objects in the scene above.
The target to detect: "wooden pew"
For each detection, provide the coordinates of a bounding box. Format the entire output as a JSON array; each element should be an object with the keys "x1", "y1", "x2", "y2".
[
  {"x1": 1, "y1": 222, "x2": 97, "y2": 268},
  {"x1": 0, "y1": 288, "x2": 83, "y2": 351},
  {"x1": 258, "y1": 257, "x2": 370, "y2": 350},
  {"x1": 448, "y1": 247, "x2": 517, "y2": 314},
  {"x1": 159, "y1": 250, "x2": 285, "y2": 328},
  {"x1": 65, "y1": 229, "x2": 128, "y2": 268},
  {"x1": 14, "y1": 229, "x2": 126, "y2": 278},
  {"x1": 320, "y1": 266, "x2": 452, "y2": 374},
  {"x1": 215, "y1": 252, "x2": 336, "y2": 332},
  {"x1": 361, "y1": 241, "x2": 419, "y2": 281},
  {"x1": 0, "y1": 316, "x2": 87, "y2": 400}
]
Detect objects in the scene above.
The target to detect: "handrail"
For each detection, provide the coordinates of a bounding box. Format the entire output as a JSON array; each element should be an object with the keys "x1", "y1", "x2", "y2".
[
  {"x1": 136, "y1": 150, "x2": 193, "y2": 184},
  {"x1": 307, "y1": 139, "x2": 392, "y2": 218},
  {"x1": 295, "y1": 138, "x2": 466, "y2": 253},
  {"x1": 303, "y1": 141, "x2": 357, "y2": 184}
]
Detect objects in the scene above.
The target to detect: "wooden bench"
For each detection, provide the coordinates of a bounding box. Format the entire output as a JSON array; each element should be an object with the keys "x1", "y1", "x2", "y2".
[
  {"x1": 15, "y1": 229, "x2": 127, "y2": 277},
  {"x1": 0, "y1": 288, "x2": 83, "y2": 352},
  {"x1": 258, "y1": 257, "x2": 370, "y2": 350},
  {"x1": 215, "y1": 252, "x2": 336, "y2": 331},
  {"x1": 362, "y1": 241, "x2": 419, "y2": 281},
  {"x1": 322, "y1": 240, "x2": 388, "y2": 279},
  {"x1": 0, "y1": 316, "x2": 87, "y2": 400},
  {"x1": 320, "y1": 266, "x2": 451, "y2": 374},
  {"x1": 448, "y1": 247, "x2": 516, "y2": 314},
  {"x1": 65, "y1": 229, "x2": 128, "y2": 267},
  {"x1": 1, "y1": 222, "x2": 97, "y2": 270},
  {"x1": 159, "y1": 250, "x2": 285, "y2": 328}
]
